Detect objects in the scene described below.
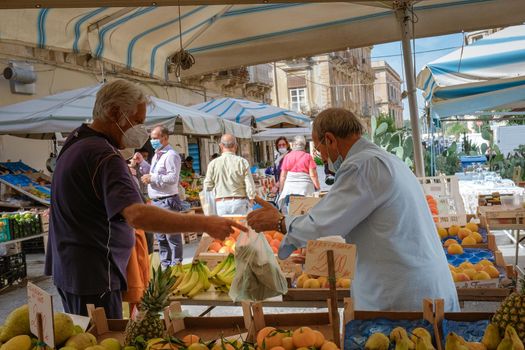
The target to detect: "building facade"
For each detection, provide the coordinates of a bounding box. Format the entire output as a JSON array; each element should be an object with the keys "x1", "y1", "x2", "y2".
[
  {"x1": 271, "y1": 48, "x2": 376, "y2": 122},
  {"x1": 372, "y1": 60, "x2": 404, "y2": 128},
  {"x1": 0, "y1": 41, "x2": 273, "y2": 173}
]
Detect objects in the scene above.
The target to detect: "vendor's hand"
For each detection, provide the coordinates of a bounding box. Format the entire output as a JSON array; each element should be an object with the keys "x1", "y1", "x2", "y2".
[
  {"x1": 247, "y1": 196, "x2": 282, "y2": 232},
  {"x1": 291, "y1": 248, "x2": 306, "y2": 264},
  {"x1": 205, "y1": 216, "x2": 248, "y2": 240},
  {"x1": 133, "y1": 152, "x2": 144, "y2": 163},
  {"x1": 141, "y1": 174, "x2": 152, "y2": 184}
]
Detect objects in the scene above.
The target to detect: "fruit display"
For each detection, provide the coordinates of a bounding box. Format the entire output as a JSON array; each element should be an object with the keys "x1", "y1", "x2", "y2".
[
  {"x1": 426, "y1": 195, "x2": 439, "y2": 217},
  {"x1": 447, "y1": 259, "x2": 500, "y2": 283},
  {"x1": 255, "y1": 326, "x2": 339, "y2": 350},
  {"x1": 1, "y1": 212, "x2": 42, "y2": 241},
  {"x1": 437, "y1": 222, "x2": 486, "y2": 247},
  {"x1": 171, "y1": 256, "x2": 235, "y2": 297},
  {"x1": 492, "y1": 278, "x2": 525, "y2": 343},
  {"x1": 441, "y1": 323, "x2": 524, "y2": 350},
  {"x1": 207, "y1": 231, "x2": 285, "y2": 255},
  {"x1": 294, "y1": 273, "x2": 351, "y2": 289},
  {"x1": 0, "y1": 161, "x2": 52, "y2": 205},
  {"x1": 0, "y1": 304, "x2": 96, "y2": 350},
  {"x1": 363, "y1": 326, "x2": 436, "y2": 350}
]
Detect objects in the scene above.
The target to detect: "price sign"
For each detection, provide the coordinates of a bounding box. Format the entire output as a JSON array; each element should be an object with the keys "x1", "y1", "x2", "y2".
[
  {"x1": 28, "y1": 282, "x2": 55, "y2": 347},
  {"x1": 288, "y1": 196, "x2": 321, "y2": 216},
  {"x1": 304, "y1": 240, "x2": 356, "y2": 279}
]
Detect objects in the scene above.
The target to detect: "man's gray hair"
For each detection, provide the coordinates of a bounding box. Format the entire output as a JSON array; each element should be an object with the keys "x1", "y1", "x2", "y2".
[
  {"x1": 93, "y1": 79, "x2": 150, "y2": 123},
  {"x1": 313, "y1": 108, "x2": 364, "y2": 139},
  {"x1": 220, "y1": 134, "x2": 237, "y2": 148},
  {"x1": 291, "y1": 135, "x2": 306, "y2": 151}
]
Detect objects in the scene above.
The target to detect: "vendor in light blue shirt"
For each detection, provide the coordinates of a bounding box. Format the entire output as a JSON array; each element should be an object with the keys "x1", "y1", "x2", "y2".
[{"x1": 247, "y1": 108, "x2": 460, "y2": 312}]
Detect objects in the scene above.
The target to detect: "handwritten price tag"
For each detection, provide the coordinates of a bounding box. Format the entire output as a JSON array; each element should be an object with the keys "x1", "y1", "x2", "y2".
[
  {"x1": 28, "y1": 282, "x2": 55, "y2": 347},
  {"x1": 288, "y1": 196, "x2": 321, "y2": 216},
  {"x1": 304, "y1": 240, "x2": 356, "y2": 279}
]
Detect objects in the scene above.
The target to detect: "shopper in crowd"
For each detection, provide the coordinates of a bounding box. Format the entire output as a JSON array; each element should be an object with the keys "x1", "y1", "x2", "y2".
[
  {"x1": 141, "y1": 126, "x2": 185, "y2": 267},
  {"x1": 247, "y1": 108, "x2": 459, "y2": 312},
  {"x1": 46, "y1": 80, "x2": 245, "y2": 319},
  {"x1": 277, "y1": 135, "x2": 320, "y2": 208},
  {"x1": 272, "y1": 136, "x2": 291, "y2": 184},
  {"x1": 181, "y1": 156, "x2": 195, "y2": 175},
  {"x1": 204, "y1": 134, "x2": 256, "y2": 216},
  {"x1": 130, "y1": 151, "x2": 150, "y2": 195}
]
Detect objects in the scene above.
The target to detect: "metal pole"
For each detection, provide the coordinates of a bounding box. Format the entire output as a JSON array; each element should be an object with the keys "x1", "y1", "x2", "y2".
[
  {"x1": 396, "y1": 4, "x2": 425, "y2": 177},
  {"x1": 273, "y1": 62, "x2": 280, "y2": 107}
]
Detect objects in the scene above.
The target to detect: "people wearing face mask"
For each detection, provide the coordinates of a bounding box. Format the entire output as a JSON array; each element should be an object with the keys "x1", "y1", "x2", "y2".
[
  {"x1": 272, "y1": 136, "x2": 290, "y2": 184},
  {"x1": 276, "y1": 135, "x2": 320, "y2": 209},
  {"x1": 45, "y1": 80, "x2": 246, "y2": 319},
  {"x1": 141, "y1": 126, "x2": 185, "y2": 267},
  {"x1": 247, "y1": 108, "x2": 459, "y2": 313}
]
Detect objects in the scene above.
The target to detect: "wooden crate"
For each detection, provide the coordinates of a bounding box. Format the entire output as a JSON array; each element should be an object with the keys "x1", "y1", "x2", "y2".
[
  {"x1": 250, "y1": 299, "x2": 339, "y2": 345},
  {"x1": 479, "y1": 206, "x2": 525, "y2": 230},
  {"x1": 183, "y1": 232, "x2": 199, "y2": 244},
  {"x1": 433, "y1": 299, "x2": 493, "y2": 350},
  {"x1": 283, "y1": 288, "x2": 348, "y2": 302},
  {"x1": 87, "y1": 301, "x2": 254, "y2": 346},
  {"x1": 164, "y1": 301, "x2": 254, "y2": 342},
  {"x1": 343, "y1": 298, "x2": 436, "y2": 350}
]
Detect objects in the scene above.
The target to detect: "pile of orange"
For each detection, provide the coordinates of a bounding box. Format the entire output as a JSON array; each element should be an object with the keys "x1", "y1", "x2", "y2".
[
  {"x1": 426, "y1": 195, "x2": 439, "y2": 217},
  {"x1": 257, "y1": 326, "x2": 339, "y2": 350},
  {"x1": 207, "y1": 230, "x2": 285, "y2": 254}
]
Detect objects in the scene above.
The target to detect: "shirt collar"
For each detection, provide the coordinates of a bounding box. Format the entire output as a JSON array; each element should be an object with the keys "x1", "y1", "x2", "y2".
[
  {"x1": 156, "y1": 144, "x2": 173, "y2": 155},
  {"x1": 222, "y1": 151, "x2": 235, "y2": 155},
  {"x1": 345, "y1": 137, "x2": 368, "y2": 160}
]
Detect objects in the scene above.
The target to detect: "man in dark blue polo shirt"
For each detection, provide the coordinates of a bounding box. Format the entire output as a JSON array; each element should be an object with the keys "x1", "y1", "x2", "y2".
[{"x1": 45, "y1": 80, "x2": 245, "y2": 319}]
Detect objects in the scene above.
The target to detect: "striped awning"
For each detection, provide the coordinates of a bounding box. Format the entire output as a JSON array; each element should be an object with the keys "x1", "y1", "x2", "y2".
[
  {"x1": 0, "y1": 1, "x2": 524, "y2": 80},
  {"x1": 192, "y1": 97, "x2": 310, "y2": 128},
  {"x1": 417, "y1": 25, "x2": 525, "y2": 118},
  {"x1": 0, "y1": 84, "x2": 252, "y2": 138}
]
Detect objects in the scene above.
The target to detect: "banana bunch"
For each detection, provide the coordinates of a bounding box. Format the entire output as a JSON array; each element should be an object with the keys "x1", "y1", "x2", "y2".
[
  {"x1": 173, "y1": 261, "x2": 211, "y2": 298},
  {"x1": 208, "y1": 253, "x2": 236, "y2": 293}
]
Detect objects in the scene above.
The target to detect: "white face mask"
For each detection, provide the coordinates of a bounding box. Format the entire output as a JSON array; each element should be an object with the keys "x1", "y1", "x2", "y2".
[
  {"x1": 116, "y1": 115, "x2": 149, "y2": 149},
  {"x1": 119, "y1": 148, "x2": 135, "y2": 160},
  {"x1": 278, "y1": 147, "x2": 288, "y2": 154}
]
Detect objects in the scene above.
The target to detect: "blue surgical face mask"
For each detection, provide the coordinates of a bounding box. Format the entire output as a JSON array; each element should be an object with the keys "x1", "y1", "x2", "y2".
[
  {"x1": 150, "y1": 139, "x2": 162, "y2": 150},
  {"x1": 322, "y1": 135, "x2": 343, "y2": 173}
]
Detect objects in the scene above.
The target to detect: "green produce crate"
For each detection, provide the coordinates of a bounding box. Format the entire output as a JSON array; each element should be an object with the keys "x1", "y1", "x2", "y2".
[{"x1": 0, "y1": 218, "x2": 10, "y2": 243}]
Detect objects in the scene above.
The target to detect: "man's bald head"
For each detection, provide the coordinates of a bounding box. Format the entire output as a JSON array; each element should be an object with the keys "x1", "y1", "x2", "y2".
[{"x1": 220, "y1": 134, "x2": 237, "y2": 152}]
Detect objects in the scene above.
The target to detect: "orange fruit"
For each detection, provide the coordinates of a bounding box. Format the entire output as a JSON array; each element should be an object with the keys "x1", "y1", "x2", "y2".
[
  {"x1": 182, "y1": 334, "x2": 200, "y2": 346},
  {"x1": 458, "y1": 228, "x2": 472, "y2": 240},
  {"x1": 257, "y1": 327, "x2": 277, "y2": 348},
  {"x1": 208, "y1": 242, "x2": 222, "y2": 252},
  {"x1": 292, "y1": 327, "x2": 317, "y2": 348},
  {"x1": 273, "y1": 232, "x2": 285, "y2": 240},
  {"x1": 443, "y1": 239, "x2": 457, "y2": 248},
  {"x1": 263, "y1": 330, "x2": 287, "y2": 349},
  {"x1": 281, "y1": 337, "x2": 294, "y2": 350},
  {"x1": 270, "y1": 239, "x2": 281, "y2": 248},
  {"x1": 269, "y1": 347, "x2": 286, "y2": 350},
  {"x1": 271, "y1": 245, "x2": 279, "y2": 254},
  {"x1": 265, "y1": 233, "x2": 273, "y2": 243},
  {"x1": 321, "y1": 341, "x2": 339, "y2": 350},
  {"x1": 218, "y1": 247, "x2": 229, "y2": 254},
  {"x1": 447, "y1": 243, "x2": 464, "y2": 255},
  {"x1": 313, "y1": 330, "x2": 325, "y2": 348}
]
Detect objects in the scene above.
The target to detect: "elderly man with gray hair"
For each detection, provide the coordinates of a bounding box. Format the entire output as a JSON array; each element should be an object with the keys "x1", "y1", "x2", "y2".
[
  {"x1": 248, "y1": 108, "x2": 460, "y2": 312},
  {"x1": 277, "y1": 135, "x2": 320, "y2": 208},
  {"x1": 46, "y1": 80, "x2": 245, "y2": 319},
  {"x1": 204, "y1": 134, "x2": 256, "y2": 216}
]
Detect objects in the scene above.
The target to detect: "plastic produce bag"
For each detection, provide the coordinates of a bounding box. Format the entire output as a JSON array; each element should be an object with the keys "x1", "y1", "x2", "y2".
[
  {"x1": 229, "y1": 230, "x2": 288, "y2": 301},
  {"x1": 199, "y1": 190, "x2": 217, "y2": 216}
]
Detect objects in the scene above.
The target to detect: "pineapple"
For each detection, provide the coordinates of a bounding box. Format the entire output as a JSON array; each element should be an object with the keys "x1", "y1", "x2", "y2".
[
  {"x1": 124, "y1": 266, "x2": 176, "y2": 346},
  {"x1": 492, "y1": 277, "x2": 525, "y2": 342}
]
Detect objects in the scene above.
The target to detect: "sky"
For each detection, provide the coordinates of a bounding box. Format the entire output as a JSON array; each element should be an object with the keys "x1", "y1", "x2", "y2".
[{"x1": 371, "y1": 32, "x2": 464, "y2": 120}]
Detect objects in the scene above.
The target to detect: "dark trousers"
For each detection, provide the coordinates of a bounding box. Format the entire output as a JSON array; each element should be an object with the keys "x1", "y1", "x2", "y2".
[
  {"x1": 57, "y1": 287, "x2": 123, "y2": 319},
  {"x1": 152, "y1": 195, "x2": 183, "y2": 266}
]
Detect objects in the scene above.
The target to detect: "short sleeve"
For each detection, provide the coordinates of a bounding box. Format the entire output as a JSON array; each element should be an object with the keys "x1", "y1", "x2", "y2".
[
  {"x1": 96, "y1": 154, "x2": 144, "y2": 220},
  {"x1": 308, "y1": 155, "x2": 317, "y2": 169},
  {"x1": 281, "y1": 154, "x2": 291, "y2": 171}
]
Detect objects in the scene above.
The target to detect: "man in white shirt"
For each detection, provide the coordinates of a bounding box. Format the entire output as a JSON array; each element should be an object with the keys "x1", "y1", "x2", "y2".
[
  {"x1": 141, "y1": 126, "x2": 183, "y2": 267},
  {"x1": 204, "y1": 134, "x2": 256, "y2": 216},
  {"x1": 247, "y1": 108, "x2": 460, "y2": 312}
]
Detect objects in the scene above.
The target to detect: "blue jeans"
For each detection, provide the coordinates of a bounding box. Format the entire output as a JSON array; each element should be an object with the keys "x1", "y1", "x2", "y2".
[
  {"x1": 216, "y1": 198, "x2": 250, "y2": 216},
  {"x1": 152, "y1": 195, "x2": 183, "y2": 266}
]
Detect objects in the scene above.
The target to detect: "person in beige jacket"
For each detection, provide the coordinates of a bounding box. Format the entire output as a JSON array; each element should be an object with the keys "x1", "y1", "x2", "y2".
[{"x1": 204, "y1": 134, "x2": 256, "y2": 216}]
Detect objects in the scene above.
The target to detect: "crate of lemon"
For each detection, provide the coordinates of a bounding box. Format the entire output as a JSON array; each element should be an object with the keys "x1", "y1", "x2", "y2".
[{"x1": 282, "y1": 273, "x2": 351, "y2": 302}]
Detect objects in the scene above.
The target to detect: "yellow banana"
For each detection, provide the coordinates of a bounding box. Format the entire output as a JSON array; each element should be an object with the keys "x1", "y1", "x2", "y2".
[
  {"x1": 178, "y1": 265, "x2": 200, "y2": 295},
  {"x1": 209, "y1": 256, "x2": 231, "y2": 277},
  {"x1": 173, "y1": 271, "x2": 186, "y2": 290}
]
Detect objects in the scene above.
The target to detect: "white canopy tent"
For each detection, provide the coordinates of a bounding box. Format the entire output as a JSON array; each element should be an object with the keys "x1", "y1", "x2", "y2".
[
  {"x1": 191, "y1": 97, "x2": 310, "y2": 129},
  {"x1": 252, "y1": 127, "x2": 311, "y2": 142},
  {"x1": 417, "y1": 25, "x2": 525, "y2": 119},
  {"x1": 0, "y1": 84, "x2": 251, "y2": 138},
  {"x1": 1, "y1": 0, "x2": 525, "y2": 175}
]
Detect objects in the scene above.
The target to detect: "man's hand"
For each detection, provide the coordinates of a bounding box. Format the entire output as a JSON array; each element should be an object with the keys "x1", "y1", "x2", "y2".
[
  {"x1": 141, "y1": 174, "x2": 152, "y2": 184},
  {"x1": 247, "y1": 196, "x2": 282, "y2": 232},
  {"x1": 205, "y1": 216, "x2": 248, "y2": 240},
  {"x1": 133, "y1": 152, "x2": 144, "y2": 163}
]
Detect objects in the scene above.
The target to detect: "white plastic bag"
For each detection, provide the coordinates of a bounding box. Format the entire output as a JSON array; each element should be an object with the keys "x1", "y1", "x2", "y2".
[
  {"x1": 199, "y1": 190, "x2": 217, "y2": 216},
  {"x1": 229, "y1": 230, "x2": 288, "y2": 301}
]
